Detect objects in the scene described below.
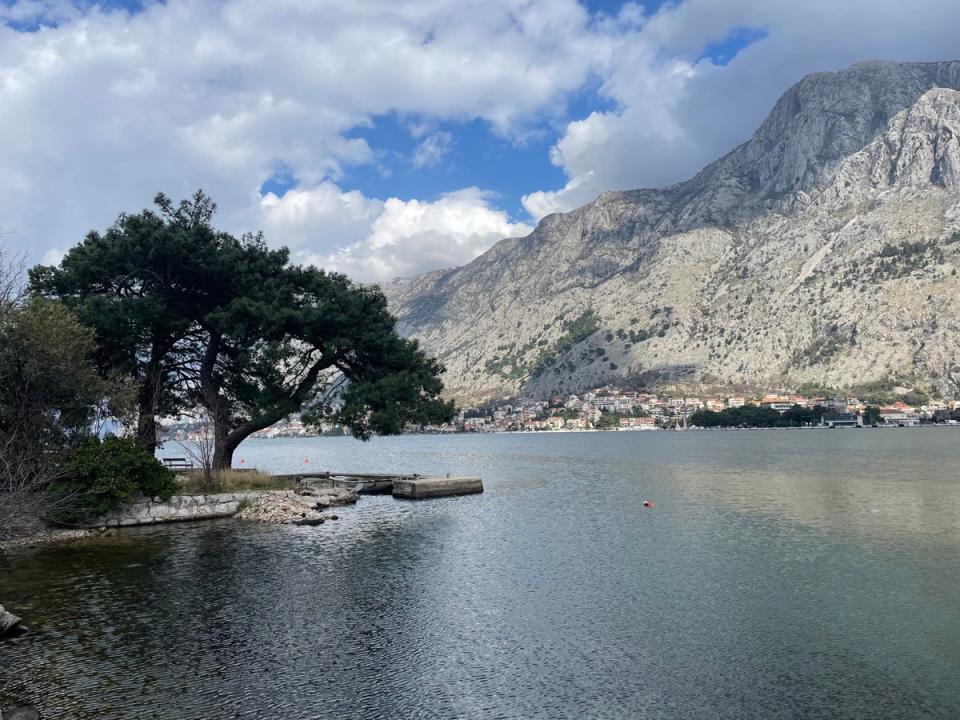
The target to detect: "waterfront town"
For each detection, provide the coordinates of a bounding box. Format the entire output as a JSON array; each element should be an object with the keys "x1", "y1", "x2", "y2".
[{"x1": 172, "y1": 386, "x2": 960, "y2": 441}]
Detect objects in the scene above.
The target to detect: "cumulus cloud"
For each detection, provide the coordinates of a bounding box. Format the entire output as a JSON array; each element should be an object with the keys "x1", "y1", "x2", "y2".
[
  {"x1": 259, "y1": 183, "x2": 384, "y2": 252},
  {"x1": 312, "y1": 188, "x2": 532, "y2": 282},
  {"x1": 4, "y1": 0, "x2": 960, "y2": 277},
  {"x1": 0, "y1": 0, "x2": 610, "y2": 270},
  {"x1": 256, "y1": 183, "x2": 532, "y2": 282}
]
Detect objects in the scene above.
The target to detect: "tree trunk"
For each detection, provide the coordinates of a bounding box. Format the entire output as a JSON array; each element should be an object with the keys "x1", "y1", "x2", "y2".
[
  {"x1": 211, "y1": 408, "x2": 236, "y2": 472},
  {"x1": 136, "y1": 347, "x2": 170, "y2": 454},
  {"x1": 136, "y1": 412, "x2": 157, "y2": 454},
  {"x1": 198, "y1": 330, "x2": 333, "y2": 472},
  {"x1": 136, "y1": 384, "x2": 158, "y2": 453},
  {"x1": 200, "y1": 331, "x2": 231, "y2": 471},
  {"x1": 211, "y1": 414, "x2": 282, "y2": 472}
]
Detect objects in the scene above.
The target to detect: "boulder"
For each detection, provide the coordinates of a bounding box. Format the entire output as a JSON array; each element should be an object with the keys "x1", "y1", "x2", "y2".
[{"x1": 0, "y1": 604, "x2": 23, "y2": 637}]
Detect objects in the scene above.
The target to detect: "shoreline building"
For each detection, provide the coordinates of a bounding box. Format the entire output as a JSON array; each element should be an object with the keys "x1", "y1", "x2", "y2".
[{"x1": 821, "y1": 413, "x2": 864, "y2": 428}]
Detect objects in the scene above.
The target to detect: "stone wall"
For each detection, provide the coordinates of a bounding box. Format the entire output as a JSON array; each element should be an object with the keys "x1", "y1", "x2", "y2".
[{"x1": 93, "y1": 491, "x2": 298, "y2": 528}]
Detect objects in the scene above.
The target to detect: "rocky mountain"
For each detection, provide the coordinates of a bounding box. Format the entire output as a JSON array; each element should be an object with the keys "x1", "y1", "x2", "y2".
[{"x1": 386, "y1": 61, "x2": 960, "y2": 403}]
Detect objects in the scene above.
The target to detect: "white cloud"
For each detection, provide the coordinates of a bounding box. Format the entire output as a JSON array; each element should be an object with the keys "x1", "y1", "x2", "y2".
[
  {"x1": 259, "y1": 183, "x2": 384, "y2": 252},
  {"x1": 307, "y1": 187, "x2": 533, "y2": 282},
  {"x1": 0, "y1": 0, "x2": 79, "y2": 26},
  {"x1": 0, "y1": 0, "x2": 612, "y2": 270},
  {"x1": 5, "y1": 0, "x2": 960, "y2": 277},
  {"x1": 40, "y1": 248, "x2": 65, "y2": 265},
  {"x1": 256, "y1": 182, "x2": 532, "y2": 282},
  {"x1": 411, "y1": 131, "x2": 454, "y2": 169}
]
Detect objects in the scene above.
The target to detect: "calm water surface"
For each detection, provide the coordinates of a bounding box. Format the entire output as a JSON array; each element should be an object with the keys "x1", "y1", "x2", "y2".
[{"x1": 2, "y1": 429, "x2": 960, "y2": 719}]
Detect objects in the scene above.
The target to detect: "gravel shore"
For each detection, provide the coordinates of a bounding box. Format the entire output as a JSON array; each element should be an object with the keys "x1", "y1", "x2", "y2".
[{"x1": 0, "y1": 528, "x2": 93, "y2": 554}]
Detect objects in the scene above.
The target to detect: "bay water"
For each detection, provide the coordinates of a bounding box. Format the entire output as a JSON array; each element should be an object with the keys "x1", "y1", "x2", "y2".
[{"x1": 2, "y1": 429, "x2": 959, "y2": 718}]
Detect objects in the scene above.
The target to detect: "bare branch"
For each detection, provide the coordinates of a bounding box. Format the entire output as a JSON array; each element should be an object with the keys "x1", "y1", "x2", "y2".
[
  {"x1": 176, "y1": 412, "x2": 214, "y2": 483},
  {"x1": 0, "y1": 241, "x2": 28, "y2": 317}
]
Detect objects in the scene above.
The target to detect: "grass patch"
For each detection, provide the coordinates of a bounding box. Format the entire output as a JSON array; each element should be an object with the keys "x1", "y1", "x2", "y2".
[{"x1": 176, "y1": 469, "x2": 294, "y2": 495}]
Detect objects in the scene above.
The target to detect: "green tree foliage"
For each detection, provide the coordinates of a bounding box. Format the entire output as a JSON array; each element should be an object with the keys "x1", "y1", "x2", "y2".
[
  {"x1": 530, "y1": 310, "x2": 600, "y2": 378},
  {"x1": 0, "y1": 262, "x2": 132, "y2": 534},
  {"x1": 594, "y1": 411, "x2": 620, "y2": 429},
  {"x1": 208, "y1": 262, "x2": 454, "y2": 464},
  {"x1": 52, "y1": 436, "x2": 176, "y2": 525},
  {"x1": 33, "y1": 192, "x2": 455, "y2": 469},
  {"x1": 690, "y1": 404, "x2": 830, "y2": 428},
  {"x1": 899, "y1": 390, "x2": 929, "y2": 406},
  {"x1": 0, "y1": 298, "x2": 117, "y2": 469},
  {"x1": 30, "y1": 191, "x2": 240, "y2": 452}
]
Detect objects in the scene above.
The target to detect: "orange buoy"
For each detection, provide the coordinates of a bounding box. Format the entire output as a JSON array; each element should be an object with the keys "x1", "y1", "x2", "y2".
[{"x1": 642, "y1": 500, "x2": 654, "y2": 509}]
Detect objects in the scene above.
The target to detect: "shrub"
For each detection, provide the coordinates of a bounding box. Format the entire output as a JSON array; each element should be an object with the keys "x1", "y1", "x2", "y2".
[
  {"x1": 52, "y1": 436, "x2": 176, "y2": 524},
  {"x1": 176, "y1": 469, "x2": 287, "y2": 494}
]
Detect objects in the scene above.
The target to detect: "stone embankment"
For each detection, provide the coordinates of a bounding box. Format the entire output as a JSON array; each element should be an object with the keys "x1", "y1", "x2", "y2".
[
  {"x1": 94, "y1": 481, "x2": 360, "y2": 529},
  {"x1": 236, "y1": 485, "x2": 358, "y2": 525},
  {"x1": 95, "y1": 491, "x2": 268, "y2": 527}
]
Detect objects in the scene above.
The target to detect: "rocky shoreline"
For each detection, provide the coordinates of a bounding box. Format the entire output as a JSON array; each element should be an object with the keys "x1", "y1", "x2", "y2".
[
  {"x1": 236, "y1": 485, "x2": 358, "y2": 525},
  {"x1": 0, "y1": 481, "x2": 362, "y2": 555},
  {"x1": 0, "y1": 528, "x2": 93, "y2": 555}
]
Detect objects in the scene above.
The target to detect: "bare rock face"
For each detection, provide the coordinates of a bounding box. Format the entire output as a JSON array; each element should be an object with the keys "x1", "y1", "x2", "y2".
[{"x1": 385, "y1": 61, "x2": 960, "y2": 402}]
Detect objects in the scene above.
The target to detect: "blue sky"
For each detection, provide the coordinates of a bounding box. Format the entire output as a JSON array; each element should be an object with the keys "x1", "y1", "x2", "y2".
[
  {"x1": 299, "y1": 85, "x2": 621, "y2": 220},
  {"x1": 1, "y1": 0, "x2": 958, "y2": 281},
  {"x1": 258, "y1": 1, "x2": 766, "y2": 222},
  {"x1": 2, "y1": 0, "x2": 765, "y2": 226}
]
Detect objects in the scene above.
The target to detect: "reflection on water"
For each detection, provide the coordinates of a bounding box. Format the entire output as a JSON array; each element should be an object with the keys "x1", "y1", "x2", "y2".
[{"x1": 2, "y1": 429, "x2": 960, "y2": 718}]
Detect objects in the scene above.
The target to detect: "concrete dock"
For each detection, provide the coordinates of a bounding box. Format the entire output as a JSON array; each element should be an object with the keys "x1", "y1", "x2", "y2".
[{"x1": 392, "y1": 476, "x2": 484, "y2": 499}]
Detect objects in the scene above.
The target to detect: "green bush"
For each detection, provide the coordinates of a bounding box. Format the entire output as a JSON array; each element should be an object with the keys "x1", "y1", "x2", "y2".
[{"x1": 52, "y1": 436, "x2": 176, "y2": 524}]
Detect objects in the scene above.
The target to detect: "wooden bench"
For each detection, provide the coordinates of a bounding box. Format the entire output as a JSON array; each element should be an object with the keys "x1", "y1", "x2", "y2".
[{"x1": 161, "y1": 457, "x2": 193, "y2": 470}]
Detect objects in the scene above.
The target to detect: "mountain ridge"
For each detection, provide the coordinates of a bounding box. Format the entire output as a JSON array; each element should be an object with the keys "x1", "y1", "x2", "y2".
[{"x1": 386, "y1": 60, "x2": 960, "y2": 403}]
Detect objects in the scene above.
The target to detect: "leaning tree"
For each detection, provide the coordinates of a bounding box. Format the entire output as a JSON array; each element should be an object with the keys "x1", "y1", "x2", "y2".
[
  {"x1": 197, "y1": 261, "x2": 454, "y2": 469},
  {"x1": 32, "y1": 192, "x2": 454, "y2": 468}
]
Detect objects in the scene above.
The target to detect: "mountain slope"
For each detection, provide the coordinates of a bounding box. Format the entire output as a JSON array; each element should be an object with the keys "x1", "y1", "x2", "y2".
[{"x1": 386, "y1": 61, "x2": 960, "y2": 402}]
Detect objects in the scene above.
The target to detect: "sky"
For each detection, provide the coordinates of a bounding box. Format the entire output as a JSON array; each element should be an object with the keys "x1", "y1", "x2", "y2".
[{"x1": 1, "y1": 0, "x2": 960, "y2": 282}]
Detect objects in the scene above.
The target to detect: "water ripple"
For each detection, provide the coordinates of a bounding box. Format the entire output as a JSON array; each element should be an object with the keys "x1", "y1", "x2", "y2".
[{"x1": 2, "y1": 430, "x2": 960, "y2": 718}]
